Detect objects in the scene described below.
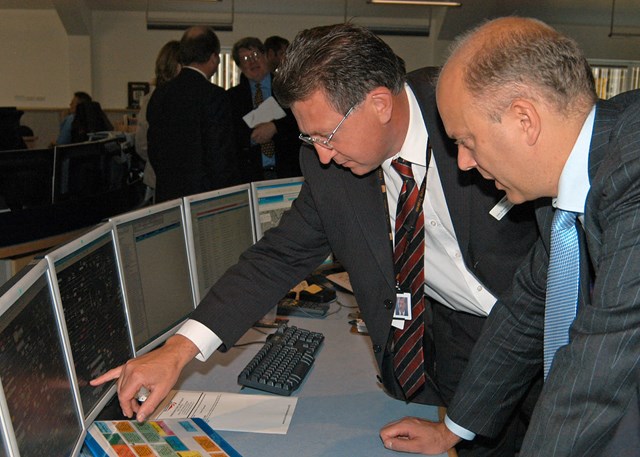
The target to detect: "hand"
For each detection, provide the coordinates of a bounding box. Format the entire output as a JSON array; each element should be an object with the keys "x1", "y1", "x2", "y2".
[
  {"x1": 251, "y1": 122, "x2": 277, "y2": 144},
  {"x1": 90, "y1": 334, "x2": 199, "y2": 422},
  {"x1": 380, "y1": 417, "x2": 461, "y2": 454}
]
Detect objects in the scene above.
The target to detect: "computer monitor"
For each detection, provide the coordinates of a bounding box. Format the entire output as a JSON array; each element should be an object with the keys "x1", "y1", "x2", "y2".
[
  {"x1": 250, "y1": 177, "x2": 304, "y2": 240},
  {"x1": 52, "y1": 139, "x2": 122, "y2": 203},
  {"x1": 0, "y1": 259, "x2": 85, "y2": 457},
  {"x1": 111, "y1": 199, "x2": 196, "y2": 356},
  {"x1": 184, "y1": 184, "x2": 256, "y2": 304},
  {"x1": 0, "y1": 148, "x2": 54, "y2": 211},
  {"x1": 46, "y1": 223, "x2": 134, "y2": 426}
]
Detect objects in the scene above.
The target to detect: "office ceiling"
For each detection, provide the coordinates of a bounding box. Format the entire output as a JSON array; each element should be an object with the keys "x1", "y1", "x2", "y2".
[{"x1": 2, "y1": 0, "x2": 639, "y2": 39}]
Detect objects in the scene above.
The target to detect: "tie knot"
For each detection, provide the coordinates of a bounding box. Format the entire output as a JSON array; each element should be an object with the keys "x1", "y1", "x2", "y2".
[
  {"x1": 391, "y1": 158, "x2": 414, "y2": 181},
  {"x1": 552, "y1": 209, "x2": 578, "y2": 231}
]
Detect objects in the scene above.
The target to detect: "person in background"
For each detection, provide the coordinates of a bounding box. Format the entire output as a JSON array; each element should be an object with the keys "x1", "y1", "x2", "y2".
[
  {"x1": 55, "y1": 91, "x2": 92, "y2": 145},
  {"x1": 146, "y1": 26, "x2": 237, "y2": 203},
  {"x1": 92, "y1": 23, "x2": 540, "y2": 457},
  {"x1": 380, "y1": 16, "x2": 640, "y2": 457},
  {"x1": 264, "y1": 35, "x2": 289, "y2": 73},
  {"x1": 135, "y1": 40, "x2": 181, "y2": 202},
  {"x1": 226, "y1": 37, "x2": 301, "y2": 183}
]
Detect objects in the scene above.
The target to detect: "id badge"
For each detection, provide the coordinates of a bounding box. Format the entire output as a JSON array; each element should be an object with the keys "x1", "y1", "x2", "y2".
[{"x1": 393, "y1": 292, "x2": 412, "y2": 320}]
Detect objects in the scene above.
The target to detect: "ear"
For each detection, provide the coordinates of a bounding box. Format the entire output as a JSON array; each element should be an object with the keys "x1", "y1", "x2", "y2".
[
  {"x1": 510, "y1": 98, "x2": 541, "y2": 146},
  {"x1": 369, "y1": 87, "x2": 394, "y2": 125}
]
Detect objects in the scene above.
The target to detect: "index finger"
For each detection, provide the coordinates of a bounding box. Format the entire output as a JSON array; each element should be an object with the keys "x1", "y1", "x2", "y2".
[{"x1": 90, "y1": 365, "x2": 123, "y2": 386}]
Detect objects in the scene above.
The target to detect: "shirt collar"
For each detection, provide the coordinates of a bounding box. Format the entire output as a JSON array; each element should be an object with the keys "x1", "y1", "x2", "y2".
[
  {"x1": 251, "y1": 74, "x2": 271, "y2": 92},
  {"x1": 183, "y1": 66, "x2": 208, "y2": 80},
  {"x1": 386, "y1": 84, "x2": 428, "y2": 167},
  {"x1": 554, "y1": 106, "x2": 596, "y2": 214}
]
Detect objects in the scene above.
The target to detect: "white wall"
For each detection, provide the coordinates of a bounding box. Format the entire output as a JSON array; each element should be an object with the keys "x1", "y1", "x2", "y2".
[
  {"x1": 90, "y1": 10, "x2": 444, "y2": 108},
  {"x1": 0, "y1": 9, "x2": 444, "y2": 109},
  {"x1": 1, "y1": 8, "x2": 638, "y2": 110},
  {"x1": 0, "y1": 10, "x2": 73, "y2": 108}
]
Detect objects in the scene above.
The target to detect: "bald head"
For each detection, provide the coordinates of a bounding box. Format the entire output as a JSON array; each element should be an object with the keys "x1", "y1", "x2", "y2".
[
  {"x1": 436, "y1": 17, "x2": 598, "y2": 203},
  {"x1": 439, "y1": 17, "x2": 596, "y2": 121}
]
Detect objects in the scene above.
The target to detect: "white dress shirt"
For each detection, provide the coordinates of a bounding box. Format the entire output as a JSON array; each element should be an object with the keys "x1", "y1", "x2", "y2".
[{"x1": 381, "y1": 85, "x2": 497, "y2": 317}]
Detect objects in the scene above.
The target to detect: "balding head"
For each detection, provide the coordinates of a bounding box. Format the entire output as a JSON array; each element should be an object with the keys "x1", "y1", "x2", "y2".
[{"x1": 439, "y1": 17, "x2": 596, "y2": 121}]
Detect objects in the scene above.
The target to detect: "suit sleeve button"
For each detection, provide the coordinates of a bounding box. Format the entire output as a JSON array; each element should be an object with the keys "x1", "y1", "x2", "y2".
[
  {"x1": 373, "y1": 344, "x2": 382, "y2": 353},
  {"x1": 384, "y1": 299, "x2": 394, "y2": 309}
]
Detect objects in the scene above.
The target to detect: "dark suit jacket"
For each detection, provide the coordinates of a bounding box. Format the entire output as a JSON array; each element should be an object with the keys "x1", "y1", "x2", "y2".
[
  {"x1": 226, "y1": 74, "x2": 301, "y2": 183},
  {"x1": 192, "y1": 68, "x2": 538, "y2": 402},
  {"x1": 447, "y1": 90, "x2": 640, "y2": 456},
  {"x1": 147, "y1": 68, "x2": 237, "y2": 202}
]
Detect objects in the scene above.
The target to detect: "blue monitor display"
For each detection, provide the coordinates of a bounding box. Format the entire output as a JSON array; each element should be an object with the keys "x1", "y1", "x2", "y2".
[
  {"x1": 46, "y1": 223, "x2": 134, "y2": 425},
  {"x1": 250, "y1": 177, "x2": 304, "y2": 240},
  {"x1": 111, "y1": 199, "x2": 196, "y2": 355},
  {"x1": 184, "y1": 185, "x2": 256, "y2": 304},
  {"x1": 0, "y1": 260, "x2": 84, "y2": 457}
]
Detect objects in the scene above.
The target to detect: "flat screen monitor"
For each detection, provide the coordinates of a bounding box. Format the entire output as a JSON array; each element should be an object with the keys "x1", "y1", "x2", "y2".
[
  {"x1": 250, "y1": 177, "x2": 304, "y2": 240},
  {"x1": 184, "y1": 184, "x2": 256, "y2": 303},
  {"x1": 52, "y1": 139, "x2": 122, "y2": 203},
  {"x1": 111, "y1": 199, "x2": 196, "y2": 356},
  {"x1": 0, "y1": 148, "x2": 54, "y2": 211},
  {"x1": 0, "y1": 260, "x2": 85, "y2": 457},
  {"x1": 46, "y1": 223, "x2": 134, "y2": 426}
]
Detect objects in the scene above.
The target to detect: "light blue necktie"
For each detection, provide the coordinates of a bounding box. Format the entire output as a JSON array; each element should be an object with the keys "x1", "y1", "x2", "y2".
[{"x1": 543, "y1": 209, "x2": 580, "y2": 379}]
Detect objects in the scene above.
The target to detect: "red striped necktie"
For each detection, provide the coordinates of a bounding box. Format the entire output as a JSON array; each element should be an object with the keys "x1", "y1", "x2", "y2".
[{"x1": 391, "y1": 157, "x2": 426, "y2": 399}]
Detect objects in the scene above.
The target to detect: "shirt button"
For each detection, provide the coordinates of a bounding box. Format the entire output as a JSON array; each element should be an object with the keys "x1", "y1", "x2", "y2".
[
  {"x1": 455, "y1": 251, "x2": 462, "y2": 258},
  {"x1": 430, "y1": 220, "x2": 437, "y2": 227},
  {"x1": 477, "y1": 285, "x2": 483, "y2": 292}
]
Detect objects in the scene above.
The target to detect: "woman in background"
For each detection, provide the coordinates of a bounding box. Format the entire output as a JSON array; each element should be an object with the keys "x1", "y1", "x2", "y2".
[{"x1": 135, "y1": 40, "x2": 181, "y2": 202}]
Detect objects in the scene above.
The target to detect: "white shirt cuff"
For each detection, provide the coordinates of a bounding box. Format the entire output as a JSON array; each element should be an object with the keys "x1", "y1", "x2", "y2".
[
  {"x1": 444, "y1": 415, "x2": 476, "y2": 441},
  {"x1": 176, "y1": 319, "x2": 222, "y2": 361}
]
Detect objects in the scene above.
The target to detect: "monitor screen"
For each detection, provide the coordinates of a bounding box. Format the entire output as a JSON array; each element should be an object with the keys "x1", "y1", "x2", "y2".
[
  {"x1": 0, "y1": 260, "x2": 84, "y2": 457},
  {"x1": 111, "y1": 199, "x2": 196, "y2": 355},
  {"x1": 0, "y1": 148, "x2": 54, "y2": 211},
  {"x1": 184, "y1": 184, "x2": 256, "y2": 303},
  {"x1": 46, "y1": 223, "x2": 134, "y2": 425},
  {"x1": 251, "y1": 177, "x2": 304, "y2": 240},
  {"x1": 52, "y1": 139, "x2": 123, "y2": 203}
]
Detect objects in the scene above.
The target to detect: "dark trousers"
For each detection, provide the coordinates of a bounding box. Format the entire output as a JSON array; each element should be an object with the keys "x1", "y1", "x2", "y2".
[{"x1": 382, "y1": 299, "x2": 541, "y2": 457}]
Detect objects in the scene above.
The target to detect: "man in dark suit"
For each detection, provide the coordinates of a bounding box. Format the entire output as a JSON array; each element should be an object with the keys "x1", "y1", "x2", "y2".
[
  {"x1": 226, "y1": 37, "x2": 301, "y2": 183},
  {"x1": 381, "y1": 17, "x2": 640, "y2": 457},
  {"x1": 93, "y1": 23, "x2": 540, "y2": 456},
  {"x1": 147, "y1": 26, "x2": 236, "y2": 203}
]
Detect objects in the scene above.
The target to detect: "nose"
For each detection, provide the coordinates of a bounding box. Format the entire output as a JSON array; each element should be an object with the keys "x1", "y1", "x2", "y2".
[
  {"x1": 315, "y1": 145, "x2": 338, "y2": 164},
  {"x1": 457, "y1": 146, "x2": 477, "y2": 171}
]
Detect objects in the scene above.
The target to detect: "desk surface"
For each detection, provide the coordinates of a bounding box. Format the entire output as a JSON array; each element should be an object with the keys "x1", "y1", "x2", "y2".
[{"x1": 174, "y1": 294, "x2": 447, "y2": 457}]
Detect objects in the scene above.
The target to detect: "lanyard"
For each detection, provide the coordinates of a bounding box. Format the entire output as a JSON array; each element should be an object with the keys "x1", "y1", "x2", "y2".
[{"x1": 377, "y1": 142, "x2": 432, "y2": 290}]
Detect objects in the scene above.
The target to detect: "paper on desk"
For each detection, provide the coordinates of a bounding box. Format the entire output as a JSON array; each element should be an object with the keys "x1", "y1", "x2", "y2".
[
  {"x1": 150, "y1": 390, "x2": 297, "y2": 434},
  {"x1": 326, "y1": 271, "x2": 353, "y2": 293},
  {"x1": 243, "y1": 96, "x2": 286, "y2": 128}
]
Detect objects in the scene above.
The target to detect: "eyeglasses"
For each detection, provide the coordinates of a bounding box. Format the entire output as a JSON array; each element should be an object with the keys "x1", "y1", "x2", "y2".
[
  {"x1": 299, "y1": 106, "x2": 355, "y2": 150},
  {"x1": 240, "y1": 51, "x2": 262, "y2": 63}
]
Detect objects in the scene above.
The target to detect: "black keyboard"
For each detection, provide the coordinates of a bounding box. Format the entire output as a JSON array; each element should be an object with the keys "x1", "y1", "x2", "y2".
[
  {"x1": 238, "y1": 324, "x2": 324, "y2": 396},
  {"x1": 276, "y1": 297, "x2": 330, "y2": 317}
]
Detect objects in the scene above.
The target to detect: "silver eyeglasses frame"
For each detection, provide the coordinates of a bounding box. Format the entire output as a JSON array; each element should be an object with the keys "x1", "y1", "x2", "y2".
[{"x1": 299, "y1": 105, "x2": 355, "y2": 150}]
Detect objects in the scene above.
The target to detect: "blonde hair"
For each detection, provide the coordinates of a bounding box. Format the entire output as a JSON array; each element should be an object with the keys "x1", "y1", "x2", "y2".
[{"x1": 155, "y1": 40, "x2": 181, "y2": 87}]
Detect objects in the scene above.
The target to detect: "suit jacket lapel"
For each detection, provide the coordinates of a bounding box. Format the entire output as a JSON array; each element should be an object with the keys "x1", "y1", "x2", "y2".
[
  {"x1": 407, "y1": 71, "x2": 473, "y2": 255},
  {"x1": 340, "y1": 166, "x2": 396, "y2": 290}
]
